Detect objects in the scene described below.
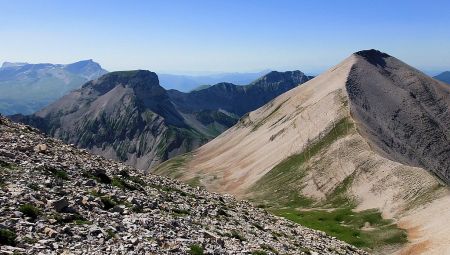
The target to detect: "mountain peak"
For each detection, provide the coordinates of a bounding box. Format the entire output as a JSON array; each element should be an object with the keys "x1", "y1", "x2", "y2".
[
  {"x1": 84, "y1": 70, "x2": 160, "y2": 95},
  {"x1": 1, "y1": 62, "x2": 29, "y2": 68},
  {"x1": 353, "y1": 49, "x2": 392, "y2": 67},
  {"x1": 64, "y1": 59, "x2": 107, "y2": 80},
  {"x1": 250, "y1": 70, "x2": 308, "y2": 87}
]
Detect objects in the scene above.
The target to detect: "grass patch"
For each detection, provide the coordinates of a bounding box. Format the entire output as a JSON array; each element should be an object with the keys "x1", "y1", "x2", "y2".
[
  {"x1": 250, "y1": 118, "x2": 355, "y2": 208},
  {"x1": 74, "y1": 219, "x2": 92, "y2": 225},
  {"x1": 0, "y1": 228, "x2": 16, "y2": 246},
  {"x1": 38, "y1": 165, "x2": 69, "y2": 180},
  {"x1": 19, "y1": 204, "x2": 40, "y2": 220},
  {"x1": 100, "y1": 196, "x2": 117, "y2": 210},
  {"x1": 186, "y1": 176, "x2": 202, "y2": 187},
  {"x1": 172, "y1": 208, "x2": 190, "y2": 216},
  {"x1": 271, "y1": 207, "x2": 407, "y2": 249},
  {"x1": 227, "y1": 230, "x2": 246, "y2": 242},
  {"x1": 252, "y1": 251, "x2": 268, "y2": 255},
  {"x1": 152, "y1": 153, "x2": 191, "y2": 179},
  {"x1": 189, "y1": 244, "x2": 204, "y2": 255},
  {"x1": 111, "y1": 176, "x2": 137, "y2": 190},
  {"x1": 251, "y1": 99, "x2": 288, "y2": 131}
]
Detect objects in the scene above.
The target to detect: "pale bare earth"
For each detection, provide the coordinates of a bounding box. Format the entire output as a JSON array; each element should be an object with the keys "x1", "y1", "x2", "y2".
[{"x1": 174, "y1": 52, "x2": 450, "y2": 254}]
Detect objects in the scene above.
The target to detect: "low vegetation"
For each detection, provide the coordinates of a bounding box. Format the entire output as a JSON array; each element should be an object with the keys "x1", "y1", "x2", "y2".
[
  {"x1": 0, "y1": 228, "x2": 16, "y2": 246},
  {"x1": 249, "y1": 117, "x2": 407, "y2": 251},
  {"x1": 152, "y1": 153, "x2": 191, "y2": 179},
  {"x1": 19, "y1": 204, "x2": 41, "y2": 220},
  {"x1": 189, "y1": 244, "x2": 204, "y2": 255},
  {"x1": 272, "y1": 207, "x2": 407, "y2": 249}
]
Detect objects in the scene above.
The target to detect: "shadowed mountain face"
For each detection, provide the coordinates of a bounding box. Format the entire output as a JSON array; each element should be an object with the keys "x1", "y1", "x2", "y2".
[
  {"x1": 12, "y1": 69, "x2": 311, "y2": 170},
  {"x1": 168, "y1": 71, "x2": 311, "y2": 116},
  {"x1": 434, "y1": 71, "x2": 450, "y2": 84},
  {"x1": 347, "y1": 49, "x2": 450, "y2": 183},
  {"x1": 0, "y1": 60, "x2": 107, "y2": 115}
]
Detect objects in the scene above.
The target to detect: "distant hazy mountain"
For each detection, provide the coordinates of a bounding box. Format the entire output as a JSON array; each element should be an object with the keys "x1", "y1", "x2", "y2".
[
  {"x1": 158, "y1": 70, "x2": 271, "y2": 91},
  {"x1": 0, "y1": 60, "x2": 107, "y2": 115},
  {"x1": 13, "y1": 70, "x2": 311, "y2": 171},
  {"x1": 434, "y1": 71, "x2": 450, "y2": 84}
]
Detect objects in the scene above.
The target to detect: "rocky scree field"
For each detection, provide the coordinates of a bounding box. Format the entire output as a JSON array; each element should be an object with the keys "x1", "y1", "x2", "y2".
[{"x1": 0, "y1": 115, "x2": 366, "y2": 255}]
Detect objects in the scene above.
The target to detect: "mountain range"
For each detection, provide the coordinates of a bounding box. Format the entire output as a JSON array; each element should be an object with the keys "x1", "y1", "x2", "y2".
[
  {"x1": 12, "y1": 70, "x2": 311, "y2": 171},
  {"x1": 154, "y1": 50, "x2": 450, "y2": 254},
  {"x1": 0, "y1": 60, "x2": 107, "y2": 115},
  {"x1": 157, "y1": 70, "x2": 275, "y2": 92},
  {"x1": 434, "y1": 71, "x2": 450, "y2": 84}
]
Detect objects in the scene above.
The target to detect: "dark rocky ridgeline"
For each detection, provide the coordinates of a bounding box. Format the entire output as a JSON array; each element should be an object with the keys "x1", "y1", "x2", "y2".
[
  {"x1": 0, "y1": 116, "x2": 366, "y2": 254},
  {"x1": 168, "y1": 70, "x2": 311, "y2": 116},
  {"x1": 347, "y1": 49, "x2": 450, "y2": 183},
  {"x1": 11, "y1": 70, "x2": 311, "y2": 171}
]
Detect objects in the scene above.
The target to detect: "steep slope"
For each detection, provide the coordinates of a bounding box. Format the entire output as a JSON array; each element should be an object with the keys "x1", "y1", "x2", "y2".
[
  {"x1": 433, "y1": 71, "x2": 450, "y2": 84},
  {"x1": 0, "y1": 60, "x2": 107, "y2": 115},
  {"x1": 154, "y1": 50, "x2": 450, "y2": 254},
  {"x1": 0, "y1": 116, "x2": 366, "y2": 254},
  {"x1": 13, "y1": 70, "x2": 311, "y2": 171},
  {"x1": 13, "y1": 70, "x2": 200, "y2": 171}
]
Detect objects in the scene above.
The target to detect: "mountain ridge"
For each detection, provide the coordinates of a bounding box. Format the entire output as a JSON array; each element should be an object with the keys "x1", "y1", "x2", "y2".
[{"x1": 12, "y1": 69, "x2": 311, "y2": 171}]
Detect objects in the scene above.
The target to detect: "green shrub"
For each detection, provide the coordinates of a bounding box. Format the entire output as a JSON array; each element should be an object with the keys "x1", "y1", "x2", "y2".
[
  {"x1": 189, "y1": 244, "x2": 204, "y2": 255},
  {"x1": 252, "y1": 251, "x2": 267, "y2": 255},
  {"x1": 19, "y1": 204, "x2": 40, "y2": 220},
  {"x1": 100, "y1": 196, "x2": 117, "y2": 210},
  {"x1": 0, "y1": 228, "x2": 16, "y2": 246},
  {"x1": 230, "y1": 230, "x2": 247, "y2": 242}
]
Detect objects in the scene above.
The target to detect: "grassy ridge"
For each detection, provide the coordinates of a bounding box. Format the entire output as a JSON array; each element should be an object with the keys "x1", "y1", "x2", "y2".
[
  {"x1": 250, "y1": 117, "x2": 354, "y2": 207},
  {"x1": 249, "y1": 117, "x2": 407, "y2": 251}
]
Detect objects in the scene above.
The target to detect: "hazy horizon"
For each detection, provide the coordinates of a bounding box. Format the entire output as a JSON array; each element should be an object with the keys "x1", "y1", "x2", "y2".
[{"x1": 1, "y1": 0, "x2": 450, "y2": 75}]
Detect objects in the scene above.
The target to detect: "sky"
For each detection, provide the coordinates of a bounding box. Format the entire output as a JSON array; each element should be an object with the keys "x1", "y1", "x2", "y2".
[{"x1": 1, "y1": 0, "x2": 449, "y2": 75}]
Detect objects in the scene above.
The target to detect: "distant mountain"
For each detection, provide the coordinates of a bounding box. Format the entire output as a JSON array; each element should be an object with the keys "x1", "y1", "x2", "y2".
[
  {"x1": 12, "y1": 70, "x2": 311, "y2": 171},
  {"x1": 158, "y1": 70, "x2": 272, "y2": 91},
  {"x1": 168, "y1": 70, "x2": 312, "y2": 116},
  {"x1": 0, "y1": 60, "x2": 107, "y2": 115},
  {"x1": 434, "y1": 71, "x2": 450, "y2": 84}
]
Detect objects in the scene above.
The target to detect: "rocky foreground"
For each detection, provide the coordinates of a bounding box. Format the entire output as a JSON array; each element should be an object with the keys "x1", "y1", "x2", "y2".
[{"x1": 0, "y1": 115, "x2": 366, "y2": 255}]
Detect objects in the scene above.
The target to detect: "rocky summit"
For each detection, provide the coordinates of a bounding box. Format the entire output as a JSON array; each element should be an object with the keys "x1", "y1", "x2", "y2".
[{"x1": 0, "y1": 115, "x2": 365, "y2": 254}]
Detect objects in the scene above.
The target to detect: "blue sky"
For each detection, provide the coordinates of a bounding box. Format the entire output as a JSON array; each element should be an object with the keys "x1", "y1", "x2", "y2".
[{"x1": 1, "y1": 0, "x2": 449, "y2": 75}]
